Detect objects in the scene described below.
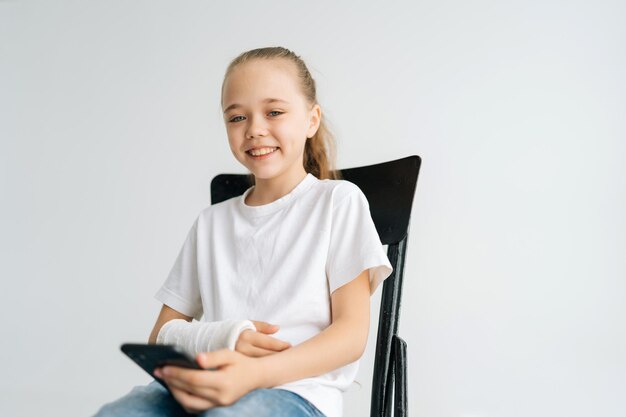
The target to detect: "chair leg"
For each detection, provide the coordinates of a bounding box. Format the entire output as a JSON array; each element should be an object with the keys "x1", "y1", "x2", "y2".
[
  {"x1": 393, "y1": 335, "x2": 408, "y2": 417},
  {"x1": 384, "y1": 358, "x2": 394, "y2": 417}
]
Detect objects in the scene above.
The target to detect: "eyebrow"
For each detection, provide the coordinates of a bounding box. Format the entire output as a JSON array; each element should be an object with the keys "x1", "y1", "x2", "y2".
[{"x1": 223, "y1": 98, "x2": 290, "y2": 114}]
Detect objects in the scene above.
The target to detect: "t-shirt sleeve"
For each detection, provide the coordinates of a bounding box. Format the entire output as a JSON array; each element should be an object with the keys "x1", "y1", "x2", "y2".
[
  {"x1": 154, "y1": 216, "x2": 203, "y2": 320},
  {"x1": 326, "y1": 183, "x2": 394, "y2": 296}
]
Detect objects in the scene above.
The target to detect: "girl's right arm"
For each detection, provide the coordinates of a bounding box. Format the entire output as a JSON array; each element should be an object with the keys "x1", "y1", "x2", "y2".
[
  {"x1": 148, "y1": 304, "x2": 193, "y2": 344},
  {"x1": 148, "y1": 304, "x2": 291, "y2": 355}
]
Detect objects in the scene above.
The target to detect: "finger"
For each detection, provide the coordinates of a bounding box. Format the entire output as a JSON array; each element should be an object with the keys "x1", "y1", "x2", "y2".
[
  {"x1": 240, "y1": 345, "x2": 276, "y2": 358},
  {"x1": 250, "y1": 320, "x2": 279, "y2": 334},
  {"x1": 164, "y1": 372, "x2": 221, "y2": 399},
  {"x1": 233, "y1": 342, "x2": 258, "y2": 357},
  {"x1": 162, "y1": 370, "x2": 199, "y2": 394},
  {"x1": 169, "y1": 385, "x2": 216, "y2": 413},
  {"x1": 234, "y1": 330, "x2": 253, "y2": 351},
  {"x1": 161, "y1": 367, "x2": 221, "y2": 397},
  {"x1": 196, "y1": 349, "x2": 236, "y2": 370},
  {"x1": 253, "y1": 333, "x2": 292, "y2": 351}
]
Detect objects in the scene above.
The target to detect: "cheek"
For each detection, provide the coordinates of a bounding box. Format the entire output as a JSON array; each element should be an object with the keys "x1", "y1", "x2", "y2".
[
  {"x1": 226, "y1": 129, "x2": 241, "y2": 145},
  {"x1": 226, "y1": 136, "x2": 235, "y2": 150},
  {"x1": 276, "y1": 122, "x2": 306, "y2": 145},
  {"x1": 227, "y1": 139, "x2": 244, "y2": 159}
]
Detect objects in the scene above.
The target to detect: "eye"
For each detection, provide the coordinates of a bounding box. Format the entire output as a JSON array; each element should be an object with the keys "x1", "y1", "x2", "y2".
[
  {"x1": 228, "y1": 116, "x2": 245, "y2": 123},
  {"x1": 269, "y1": 111, "x2": 283, "y2": 117}
]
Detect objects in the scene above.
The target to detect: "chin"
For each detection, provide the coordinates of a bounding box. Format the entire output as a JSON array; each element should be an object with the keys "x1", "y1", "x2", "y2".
[
  {"x1": 250, "y1": 171, "x2": 279, "y2": 181},
  {"x1": 251, "y1": 166, "x2": 286, "y2": 180}
]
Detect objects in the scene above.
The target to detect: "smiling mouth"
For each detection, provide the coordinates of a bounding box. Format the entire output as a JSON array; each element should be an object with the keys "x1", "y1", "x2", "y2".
[{"x1": 246, "y1": 147, "x2": 279, "y2": 157}]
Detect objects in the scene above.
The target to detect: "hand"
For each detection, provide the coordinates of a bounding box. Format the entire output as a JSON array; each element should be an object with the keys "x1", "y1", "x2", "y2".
[
  {"x1": 235, "y1": 320, "x2": 292, "y2": 357},
  {"x1": 154, "y1": 349, "x2": 265, "y2": 414}
]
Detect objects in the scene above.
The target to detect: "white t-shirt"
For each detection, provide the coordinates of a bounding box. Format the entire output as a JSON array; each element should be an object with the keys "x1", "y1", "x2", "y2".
[{"x1": 154, "y1": 172, "x2": 393, "y2": 417}]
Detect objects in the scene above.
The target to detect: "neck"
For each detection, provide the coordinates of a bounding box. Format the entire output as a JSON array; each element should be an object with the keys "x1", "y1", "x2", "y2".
[{"x1": 246, "y1": 168, "x2": 308, "y2": 206}]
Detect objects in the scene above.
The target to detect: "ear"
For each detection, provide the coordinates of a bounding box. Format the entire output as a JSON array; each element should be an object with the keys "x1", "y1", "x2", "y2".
[{"x1": 307, "y1": 104, "x2": 322, "y2": 139}]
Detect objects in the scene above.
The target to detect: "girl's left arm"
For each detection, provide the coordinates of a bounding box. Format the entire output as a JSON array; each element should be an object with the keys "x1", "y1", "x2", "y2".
[{"x1": 256, "y1": 268, "x2": 371, "y2": 388}]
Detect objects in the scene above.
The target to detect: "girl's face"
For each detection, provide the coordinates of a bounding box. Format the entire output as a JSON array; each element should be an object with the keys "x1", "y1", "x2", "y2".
[{"x1": 221, "y1": 59, "x2": 321, "y2": 183}]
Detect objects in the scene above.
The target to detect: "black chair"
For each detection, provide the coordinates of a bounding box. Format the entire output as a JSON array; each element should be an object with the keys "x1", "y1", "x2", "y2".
[{"x1": 210, "y1": 155, "x2": 421, "y2": 417}]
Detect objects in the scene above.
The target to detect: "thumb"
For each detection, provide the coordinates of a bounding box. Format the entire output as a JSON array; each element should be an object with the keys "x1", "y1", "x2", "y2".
[
  {"x1": 197, "y1": 349, "x2": 234, "y2": 370},
  {"x1": 252, "y1": 320, "x2": 279, "y2": 333}
]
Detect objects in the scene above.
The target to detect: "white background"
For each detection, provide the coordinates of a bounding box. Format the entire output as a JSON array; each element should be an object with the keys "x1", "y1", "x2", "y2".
[{"x1": 1, "y1": 1, "x2": 625, "y2": 416}]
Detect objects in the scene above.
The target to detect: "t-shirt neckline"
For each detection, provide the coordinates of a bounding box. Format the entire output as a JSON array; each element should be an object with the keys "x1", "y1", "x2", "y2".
[{"x1": 238, "y1": 173, "x2": 317, "y2": 218}]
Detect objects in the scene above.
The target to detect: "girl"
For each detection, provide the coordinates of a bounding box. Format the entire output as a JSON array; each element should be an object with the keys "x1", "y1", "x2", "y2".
[{"x1": 93, "y1": 46, "x2": 393, "y2": 417}]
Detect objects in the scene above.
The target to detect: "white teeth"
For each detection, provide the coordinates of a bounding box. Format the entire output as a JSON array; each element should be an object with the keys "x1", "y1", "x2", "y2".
[{"x1": 249, "y1": 147, "x2": 277, "y2": 156}]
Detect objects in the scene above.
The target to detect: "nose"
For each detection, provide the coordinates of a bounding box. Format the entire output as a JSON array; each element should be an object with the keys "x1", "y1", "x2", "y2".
[{"x1": 245, "y1": 115, "x2": 268, "y2": 139}]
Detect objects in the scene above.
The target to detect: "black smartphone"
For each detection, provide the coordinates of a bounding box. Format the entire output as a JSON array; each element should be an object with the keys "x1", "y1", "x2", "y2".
[{"x1": 120, "y1": 343, "x2": 204, "y2": 391}]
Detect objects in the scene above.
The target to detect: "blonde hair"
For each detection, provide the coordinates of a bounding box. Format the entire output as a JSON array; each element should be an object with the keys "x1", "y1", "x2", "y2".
[{"x1": 221, "y1": 46, "x2": 341, "y2": 181}]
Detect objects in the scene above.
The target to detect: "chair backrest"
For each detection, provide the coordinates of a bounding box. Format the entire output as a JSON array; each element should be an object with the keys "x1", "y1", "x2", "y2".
[{"x1": 210, "y1": 155, "x2": 421, "y2": 417}]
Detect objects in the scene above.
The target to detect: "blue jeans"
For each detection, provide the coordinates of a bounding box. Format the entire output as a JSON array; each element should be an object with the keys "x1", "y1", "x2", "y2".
[{"x1": 93, "y1": 380, "x2": 327, "y2": 417}]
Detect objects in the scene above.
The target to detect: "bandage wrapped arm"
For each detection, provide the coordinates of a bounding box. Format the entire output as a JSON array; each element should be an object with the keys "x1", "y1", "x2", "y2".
[{"x1": 156, "y1": 319, "x2": 256, "y2": 357}]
